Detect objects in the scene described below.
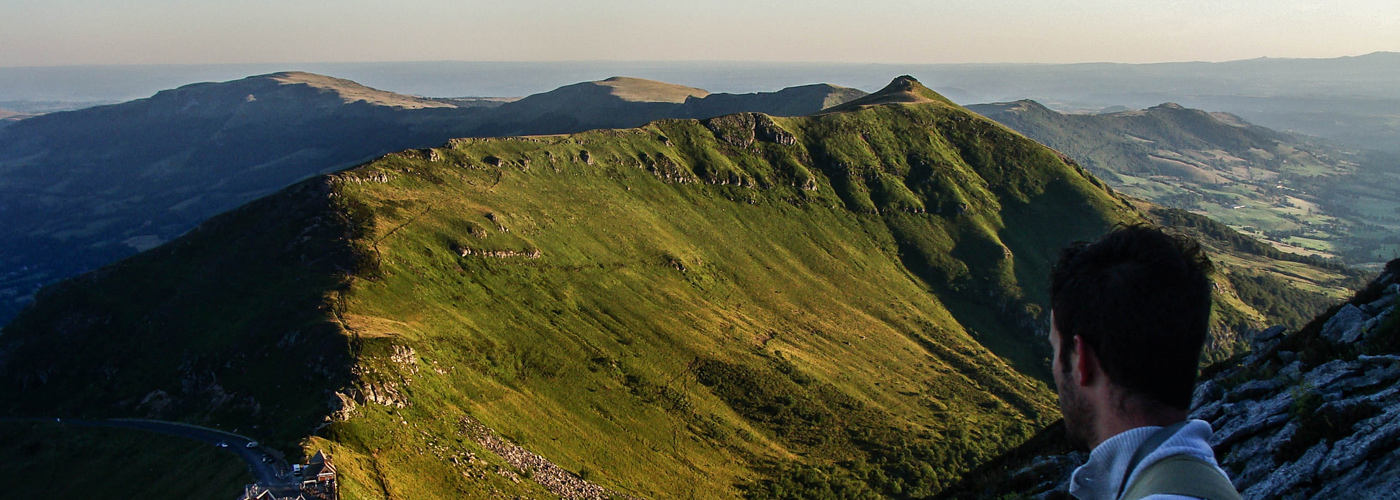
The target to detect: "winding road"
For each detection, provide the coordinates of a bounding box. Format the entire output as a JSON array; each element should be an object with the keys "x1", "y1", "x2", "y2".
[{"x1": 3, "y1": 417, "x2": 292, "y2": 488}]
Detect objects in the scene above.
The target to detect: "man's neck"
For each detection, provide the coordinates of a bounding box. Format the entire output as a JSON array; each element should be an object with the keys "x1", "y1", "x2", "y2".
[{"x1": 1090, "y1": 403, "x2": 1187, "y2": 449}]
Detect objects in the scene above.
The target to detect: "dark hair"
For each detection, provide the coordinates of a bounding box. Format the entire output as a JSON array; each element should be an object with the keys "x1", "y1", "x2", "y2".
[{"x1": 1050, "y1": 224, "x2": 1214, "y2": 410}]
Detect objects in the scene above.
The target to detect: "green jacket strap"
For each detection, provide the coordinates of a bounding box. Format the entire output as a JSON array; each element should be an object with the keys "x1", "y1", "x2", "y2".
[{"x1": 1121, "y1": 454, "x2": 1243, "y2": 500}]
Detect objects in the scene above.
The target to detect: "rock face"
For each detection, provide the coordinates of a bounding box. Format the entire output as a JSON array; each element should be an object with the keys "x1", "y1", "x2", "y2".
[
  {"x1": 947, "y1": 260, "x2": 1400, "y2": 499},
  {"x1": 1198, "y1": 262, "x2": 1400, "y2": 500}
]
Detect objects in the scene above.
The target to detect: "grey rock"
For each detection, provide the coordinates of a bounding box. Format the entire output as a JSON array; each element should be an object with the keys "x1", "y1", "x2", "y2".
[
  {"x1": 1212, "y1": 391, "x2": 1294, "y2": 449},
  {"x1": 1362, "y1": 293, "x2": 1397, "y2": 315},
  {"x1": 1242, "y1": 443, "x2": 1327, "y2": 500},
  {"x1": 1322, "y1": 304, "x2": 1369, "y2": 344},
  {"x1": 1308, "y1": 459, "x2": 1372, "y2": 500},
  {"x1": 1006, "y1": 452, "x2": 1083, "y2": 498},
  {"x1": 1223, "y1": 424, "x2": 1293, "y2": 487},
  {"x1": 1251, "y1": 326, "x2": 1288, "y2": 352},
  {"x1": 1360, "y1": 385, "x2": 1400, "y2": 407},
  {"x1": 1363, "y1": 309, "x2": 1392, "y2": 343},
  {"x1": 1191, "y1": 398, "x2": 1226, "y2": 423},
  {"x1": 1330, "y1": 363, "x2": 1400, "y2": 393},
  {"x1": 1304, "y1": 359, "x2": 1360, "y2": 389},
  {"x1": 1318, "y1": 405, "x2": 1400, "y2": 477},
  {"x1": 1257, "y1": 325, "x2": 1288, "y2": 342},
  {"x1": 1230, "y1": 379, "x2": 1282, "y2": 401},
  {"x1": 1366, "y1": 363, "x2": 1400, "y2": 381},
  {"x1": 1277, "y1": 360, "x2": 1304, "y2": 383},
  {"x1": 1192, "y1": 379, "x2": 1225, "y2": 409},
  {"x1": 1308, "y1": 447, "x2": 1400, "y2": 500},
  {"x1": 1277, "y1": 350, "x2": 1298, "y2": 365}
]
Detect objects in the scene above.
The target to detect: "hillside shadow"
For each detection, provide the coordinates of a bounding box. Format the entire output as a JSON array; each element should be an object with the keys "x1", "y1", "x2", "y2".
[{"x1": 0, "y1": 177, "x2": 362, "y2": 448}]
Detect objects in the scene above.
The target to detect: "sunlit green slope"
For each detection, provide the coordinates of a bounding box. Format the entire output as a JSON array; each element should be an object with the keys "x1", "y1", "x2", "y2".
[{"x1": 3, "y1": 79, "x2": 1142, "y2": 499}]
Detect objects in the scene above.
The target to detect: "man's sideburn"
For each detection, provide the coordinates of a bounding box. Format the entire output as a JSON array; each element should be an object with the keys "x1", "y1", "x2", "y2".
[{"x1": 1051, "y1": 327, "x2": 1093, "y2": 450}]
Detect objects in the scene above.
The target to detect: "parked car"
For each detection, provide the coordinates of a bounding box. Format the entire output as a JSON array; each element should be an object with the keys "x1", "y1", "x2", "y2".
[
  {"x1": 246, "y1": 441, "x2": 259, "y2": 448},
  {"x1": 216, "y1": 441, "x2": 228, "y2": 448}
]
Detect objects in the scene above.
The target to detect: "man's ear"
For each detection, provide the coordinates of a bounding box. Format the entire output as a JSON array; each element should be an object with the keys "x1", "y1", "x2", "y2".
[{"x1": 1072, "y1": 335, "x2": 1098, "y2": 387}]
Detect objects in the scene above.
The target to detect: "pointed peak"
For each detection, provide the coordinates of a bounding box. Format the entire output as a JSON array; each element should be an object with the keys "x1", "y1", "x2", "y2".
[
  {"x1": 870, "y1": 76, "x2": 942, "y2": 99},
  {"x1": 888, "y1": 74, "x2": 921, "y2": 85},
  {"x1": 820, "y1": 76, "x2": 954, "y2": 113}
]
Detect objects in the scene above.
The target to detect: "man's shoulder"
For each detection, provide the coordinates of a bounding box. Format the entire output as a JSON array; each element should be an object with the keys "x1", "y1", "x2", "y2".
[{"x1": 1126, "y1": 423, "x2": 1240, "y2": 500}]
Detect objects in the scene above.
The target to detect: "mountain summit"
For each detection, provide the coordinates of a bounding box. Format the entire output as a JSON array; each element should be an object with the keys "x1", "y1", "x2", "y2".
[
  {"x1": 824, "y1": 75, "x2": 955, "y2": 112},
  {"x1": 592, "y1": 76, "x2": 711, "y2": 103},
  {"x1": 143, "y1": 71, "x2": 455, "y2": 115}
]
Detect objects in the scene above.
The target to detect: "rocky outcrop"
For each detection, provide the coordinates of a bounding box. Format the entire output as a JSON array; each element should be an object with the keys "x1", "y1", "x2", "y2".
[
  {"x1": 947, "y1": 260, "x2": 1400, "y2": 499},
  {"x1": 1199, "y1": 263, "x2": 1400, "y2": 499},
  {"x1": 460, "y1": 415, "x2": 633, "y2": 500},
  {"x1": 455, "y1": 247, "x2": 542, "y2": 259}
]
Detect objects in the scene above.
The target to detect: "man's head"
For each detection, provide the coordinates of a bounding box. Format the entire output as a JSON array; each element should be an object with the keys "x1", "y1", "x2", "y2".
[{"x1": 1048, "y1": 224, "x2": 1213, "y2": 448}]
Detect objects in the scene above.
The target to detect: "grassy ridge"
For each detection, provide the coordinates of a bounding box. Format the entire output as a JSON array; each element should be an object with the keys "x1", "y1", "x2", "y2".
[
  {"x1": 315, "y1": 100, "x2": 1127, "y2": 498},
  {"x1": 2, "y1": 87, "x2": 1305, "y2": 499}
]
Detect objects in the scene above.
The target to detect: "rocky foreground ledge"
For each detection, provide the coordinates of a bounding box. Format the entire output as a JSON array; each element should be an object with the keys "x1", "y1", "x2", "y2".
[{"x1": 946, "y1": 260, "x2": 1400, "y2": 499}]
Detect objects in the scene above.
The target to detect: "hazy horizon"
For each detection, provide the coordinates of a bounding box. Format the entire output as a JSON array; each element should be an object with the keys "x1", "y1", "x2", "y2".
[
  {"x1": 4, "y1": 52, "x2": 1398, "y2": 104},
  {"x1": 3, "y1": 49, "x2": 1399, "y2": 70},
  {"x1": 4, "y1": 0, "x2": 1398, "y2": 67}
]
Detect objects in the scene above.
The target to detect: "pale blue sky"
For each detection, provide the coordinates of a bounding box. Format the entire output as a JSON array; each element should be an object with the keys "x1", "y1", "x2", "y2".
[{"x1": 2, "y1": 0, "x2": 1398, "y2": 66}]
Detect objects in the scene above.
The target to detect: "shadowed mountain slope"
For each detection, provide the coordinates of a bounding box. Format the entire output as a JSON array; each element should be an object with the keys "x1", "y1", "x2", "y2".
[
  {"x1": 2, "y1": 79, "x2": 1140, "y2": 499},
  {"x1": 474, "y1": 77, "x2": 867, "y2": 136},
  {"x1": 478, "y1": 77, "x2": 710, "y2": 133},
  {"x1": 676, "y1": 84, "x2": 869, "y2": 119}
]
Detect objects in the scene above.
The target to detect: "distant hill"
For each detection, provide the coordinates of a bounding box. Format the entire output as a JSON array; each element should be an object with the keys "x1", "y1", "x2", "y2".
[
  {"x1": 0, "y1": 109, "x2": 28, "y2": 128},
  {"x1": 969, "y1": 100, "x2": 1400, "y2": 265},
  {"x1": 676, "y1": 83, "x2": 867, "y2": 119},
  {"x1": 0, "y1": 72, "x2": 867, "y2": 325},
  {"x1": 476, "y1": 76, "x2": 866, "y2": 136},
  {"x1": 480, "y1": 77, "x2": 709, "y2": 133}
]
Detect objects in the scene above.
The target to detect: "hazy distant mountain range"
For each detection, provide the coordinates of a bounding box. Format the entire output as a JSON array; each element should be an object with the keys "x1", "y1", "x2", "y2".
[
  {"x1": 969, "y1": 100, "x2": 1400, "y2": 264},
  {"x1": 0, "y1": 71, "x2": 867, "y2": 324},
  {"x1": 0, "y1": 109, "x2": 29, "y2": 127},
  {"x1": 3, "y1": 52, "x2": 1398, "y2": 151},
  {"x1": 3, "y1": 66, "x2": 1387, "y2": 327}
]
